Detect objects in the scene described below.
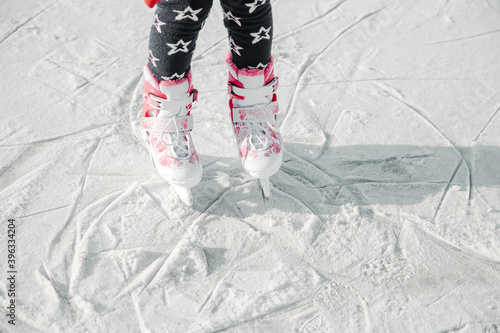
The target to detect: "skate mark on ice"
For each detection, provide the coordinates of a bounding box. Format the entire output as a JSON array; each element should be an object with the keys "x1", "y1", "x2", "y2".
[
  {"x1": 311, "y1": 130, "x2": 336, "y2": 161},
  {"x1": 343, "y1": 178, "x2": 447, "y2": 187},
  {"x1": 284, "y1": 150, "x2": 342, "y2": 183},
  {"x1": 98, "y1": 243, "x2": 168, "y2": 255},
  {"x1": 432, "y1": 160, "x2": 463, "y2": 221},
  {"x1": 338, "y1": 154, "x2": 443, "y2": 185},
  {"x1": 198, "y1": 178, "x2": 255, "y2": 216},
  {"x1": 359, "y1": 295, "x2": 373, "y2": 333},
  {"x1": 0, "y1": 159, "x2": 54, "y2": 197},
  {"x1": 69, "y1": 185, "x2": 136, "y2": 296},
  {"x1": 274, "y1": 0, "x2": 350, "y2": 42},
  {"x1": 0, "y1": 0, "x2": 61, "y2": 45},
  {"x1": 225, "y1": 300, "x2": 309, "y2": 332},
  {"x1": 39, "y1": 80, "x2": 89, "y2": 113},
  {"x1": 39, "y1": 261, "x2": 73, "y2": 316},
  {"x1": 41, "y1": 57, "x2": 125, "y2": 101},
  {"x1": 197, "y1": 297, "x2": 311, "y2": 333},
  {"x1": 19, "y1": 204, "x2": 70, "y2": 219},
  {"x1": 197, "y1": 234, "x2": 264, "y2": 314},
  {"x1": 81, "y1": 137, "x2": 104, "y2": 191},
  {"x1": 276, "y1": 190, "x2": 365, "y2": 264},
  {"x1": 0, "y1": 122, "x2": 125, "y2": 148},
  {"x1": 339, "y1": 154, "x2": 432, "y2": 166},
  {"x1": 91, "y1": 36, "x2": 116, "y2": 51},
  {"x1": 272, "y1": 184, "x2": 328, "y2": 228},
  {"x1": 137, "y1": 183, "x2": 180, "y2": 220},
  {"x1": 278, "y1": 164, "x2": 338, "y2": 197},
  {"x1": 131, "y1": 293, "x2": 151, "y2": 333},
  {"x1": 40, "y1": 263, "x2": 68, "y2": 300},
  {"x1": 47, "y1": 188, "x2": 122, "y2": 264},
  {"x1": 373, "y1": 83, "x2": 474, "y2": 203},
  {"x1": 114, "y1": 252, "x2": 170, "y2": 299},
  {"x1": 474, "y1": 105, "x2": 500, "y2": 142},
  {"x1": 197, "y1": 244, "x2": 245, "y2": 310},
  {"x1": 48, "y1": 137, "x2": 103, "y2": 263},
  {"x1": 281, "y1": 5, "x2": 390, "y2": 129},
  {"x1": 14, "y1": 311, "x2": 64, "y2": 333},
  {"x1": 279, "y1": 154, "x2": 338, "y2": 190},
  {"x1": 427, "y1": 28, "x2": 500, "y2": 45},
  {"x1": 425, "y1": 281, "x2": 467, "y2": 307},
  {"x1": 199, "y1": 299, "x2": 308, "y2": 333},
  {"x1": 0, "y1": 146, "x2": 28, "y2": 177},
  {"x1": 91, "y1": 58, "x2": 121, "y2": 83},
  {"x1": 405, "y1": 217, "x2": 500, "y2": 265},
  {"x1": 304, "y1": 77, "x2": 470, "y2": 85}
]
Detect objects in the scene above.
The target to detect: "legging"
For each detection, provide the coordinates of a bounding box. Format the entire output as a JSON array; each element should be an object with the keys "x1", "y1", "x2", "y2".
[{"x1": 147, "y1": 0, "x2": 273, "y2": 81}]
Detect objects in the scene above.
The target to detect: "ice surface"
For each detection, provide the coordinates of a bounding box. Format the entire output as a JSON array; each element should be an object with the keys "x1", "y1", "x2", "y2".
[{"x1": 1, "y1": 0, "x2": 499, "y2": 332}]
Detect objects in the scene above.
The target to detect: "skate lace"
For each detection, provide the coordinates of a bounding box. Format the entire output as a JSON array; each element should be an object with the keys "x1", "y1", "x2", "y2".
[
  {"x1": 247, "y1": 104, "x2": 279, "y2": 151},
  {"x1": 147, "y1": 94, "x2": 192, "y2": 160},
  {"x1": 159, "y1": 118, "x2": 191, "y2": 160}
]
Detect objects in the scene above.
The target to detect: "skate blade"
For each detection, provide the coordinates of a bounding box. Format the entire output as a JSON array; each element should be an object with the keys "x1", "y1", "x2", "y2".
[
  {"x1": 259, "y1": 178, "x2": 271, "y2": 198},
  {"x1": 171, "y1": 184, "x2": 194, "y2": 206}
]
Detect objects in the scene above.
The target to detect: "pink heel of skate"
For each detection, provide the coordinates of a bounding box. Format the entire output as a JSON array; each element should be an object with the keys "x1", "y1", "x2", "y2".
[
  {"x1": 142, "y1": 66, "x2": 202, "y2": 206},
  {"x1": 226, "y1": 53, "x2": 283, "y2": 197}
]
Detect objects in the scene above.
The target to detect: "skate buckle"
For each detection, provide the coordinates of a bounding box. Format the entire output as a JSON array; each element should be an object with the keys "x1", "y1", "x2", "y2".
[
  {"x1": 227, "y1": 77, "x2": 279, "y2": 99},
  {"x1": 227, "y1": 82, "x2": 244, "y2": 100},
  {"x1": 191, "y1": 89, "x2": 198, "y2": 102}
]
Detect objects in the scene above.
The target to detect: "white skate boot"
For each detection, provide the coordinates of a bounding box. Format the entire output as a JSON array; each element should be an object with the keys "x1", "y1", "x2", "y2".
[
  {"x1": 142, "y1": 66, "x2": 202, "y2": 206},
  {"x1": 226, "y1": 53, "x2": 283, "y2": 197}
]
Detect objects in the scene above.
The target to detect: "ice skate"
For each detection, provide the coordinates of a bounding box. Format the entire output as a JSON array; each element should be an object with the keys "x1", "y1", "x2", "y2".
[
  {"x1": 226, "y1": 53, "x2": 283, "y2": 197},
  {"x1": 141, "y1": 65, "x2": 202, "y2": 206}
]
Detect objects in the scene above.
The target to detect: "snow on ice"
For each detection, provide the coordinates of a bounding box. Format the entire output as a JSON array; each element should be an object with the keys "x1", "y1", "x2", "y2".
[{"x1": 1, "y1": 0, "x2": 499, "y2": 332}]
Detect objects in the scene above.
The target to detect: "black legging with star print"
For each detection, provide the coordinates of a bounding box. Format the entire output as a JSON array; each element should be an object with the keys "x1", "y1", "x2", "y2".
[{"x1": 147, "y1": 0, "x2": 272, "y2": 81}]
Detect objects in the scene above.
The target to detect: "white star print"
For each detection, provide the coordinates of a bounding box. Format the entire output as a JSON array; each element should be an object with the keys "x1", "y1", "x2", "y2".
[
  {"x1": 250, "y1": 26, "x2": 271, "y2": 44},
  {"x1": 173, "y1": 6, "x2": 202, "y2": 21},
  {"x1": 161, "y1": 72, "x2": 185, "y2": 81},
  {"x1": 148, "y1": 50, "x2": 159, "y2": 67},
  {"x1": 166, "y1": 39, "x2": 191, "y2": 55},
  {"x1": 223, "y1": 11, "x2": 242, "y2": 27},
  {"x1": 229, "y1": 37, "x2": 243, "y2": 56},
  {"x1": 245, "y1": 0, "x2": 266, "y2": 13},
  {"x1": 249, "y1": 63, "x2": 267, "y2": 70},
  {"x1": 152, "y1": 14, "x2": 165, "y2": 33}
]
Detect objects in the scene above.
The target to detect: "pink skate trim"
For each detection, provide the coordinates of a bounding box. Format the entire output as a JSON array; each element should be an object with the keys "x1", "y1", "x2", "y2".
[
  {"x1": 143, "y1": 65, "x2": 167, "y2": 117},
  {"x1": 225, "y1": 51, "x2": 274, "y2": 82},
  {"x1": 142, "y1": 114, "x2": 193, "y2": 133},
  {"x1": 144, "y1": 65, "x2": 161, "y2": 87},
  {"x1": 159, "y1": 72, "x2": 193, "y2": 92},
  {"x1": 231, "y1": 102, "x2": 279, "y2": 123},
  {"x1": 144, "y1": 64, "x2": 193, "y2": 91}
]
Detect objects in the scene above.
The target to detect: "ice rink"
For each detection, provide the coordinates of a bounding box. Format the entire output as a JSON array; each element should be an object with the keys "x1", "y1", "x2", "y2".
[{"x1": 1, "y1": 0, "x2": 499, "y2": 331}]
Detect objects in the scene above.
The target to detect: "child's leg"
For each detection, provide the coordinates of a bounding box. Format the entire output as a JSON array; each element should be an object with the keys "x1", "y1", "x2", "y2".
[
  {"x1": 220, "y1": 0, "x2": 273, "y2": 69},
  {"x1": 221, "y1": 0, "x2": 281, "y2": 197},
  {"x1": 148, "y1": 0, "x2": 213, "y2": 81},
  {"x1": 142, "y1": 0, "x2": 212, "y2": 206}
]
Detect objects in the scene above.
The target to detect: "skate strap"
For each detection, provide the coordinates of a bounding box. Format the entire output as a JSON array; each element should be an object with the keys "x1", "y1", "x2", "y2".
[
  {"x1": 232, "y1": 102, "x2": 279, "y2": 123},
  {"x1": 228, "y1": 77, "x2": 279, "y2": 98},
  {"x1": 145, "y1": 90, "x2": 197, "y2": 113},
  {"x1": 142, "y1": 115, "x2": 193, "y2": 133}
]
